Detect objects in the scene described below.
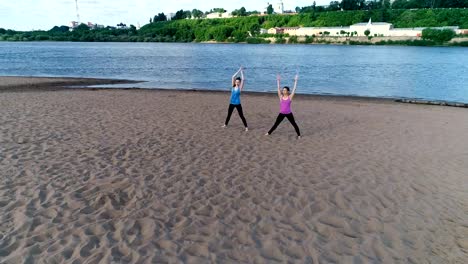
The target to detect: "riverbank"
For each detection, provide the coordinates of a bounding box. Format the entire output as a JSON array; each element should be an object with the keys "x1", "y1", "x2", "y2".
[
  {"x1": 2, "y1": 76, "x2": 468, "y2": 108},
  {"x1": 0, "y1": 76, "x2": 139, "y2": 92},
  {"x1": 1, "y1": 77, "x2": 467, "y2": 263},
  {"x1": 2, "y1": 37, "x2": 467, "y2": 47}
]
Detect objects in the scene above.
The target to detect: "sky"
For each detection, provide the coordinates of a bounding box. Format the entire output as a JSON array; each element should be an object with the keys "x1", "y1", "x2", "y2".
[{"x1": 0, "y1": 0, "x2": 331, "y2": 31}]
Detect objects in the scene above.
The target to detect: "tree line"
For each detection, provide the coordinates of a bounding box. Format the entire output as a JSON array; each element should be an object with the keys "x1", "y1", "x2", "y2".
[
  {"x1": 147, "y1": 1, "x2": 468, "y2": 23},
  {"x1": 302, "y1": 0, "x2": 468, "y2": 11},
  {"x1": 1, "y1": 8, "x2": 467, "y2": 43}
]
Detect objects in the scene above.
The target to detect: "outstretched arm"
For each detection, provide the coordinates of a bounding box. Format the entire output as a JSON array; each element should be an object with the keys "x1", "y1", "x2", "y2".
[
  {"x1": 290, "y1": 74, "x2": 298, "y2": 100},
  {"x1": 239, "y1": 67, "x2": 245, "y2": 90},
  {"x1": 232, "y1": 67, "x2": 242, "y2": 87},
  {"x1": 276, "y1": 74, "x2": 281, "y2": 99}
]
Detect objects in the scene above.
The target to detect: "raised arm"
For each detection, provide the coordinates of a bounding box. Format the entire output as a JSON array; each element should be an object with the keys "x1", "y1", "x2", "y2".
[
  {"x1": 290, "y1": 74, "x2": 298, "y2": 100},
  {"x1": 276, "y1": 74, "x2": 281, "y2": 99},
  {"x1": 232, "y1": 67, "x2": 242, "y2": 87},
  {"x1": 239, "y1": 67, "x2": 245, "y2": 90}
]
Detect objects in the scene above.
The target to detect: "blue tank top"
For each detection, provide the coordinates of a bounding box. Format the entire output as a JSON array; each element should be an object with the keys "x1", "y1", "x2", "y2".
[{"x1": 230, "y1": 87, "x2": 241, "y2": 105}]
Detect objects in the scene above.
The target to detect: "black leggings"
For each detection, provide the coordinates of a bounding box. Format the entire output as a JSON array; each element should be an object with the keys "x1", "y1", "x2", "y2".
[
  {"x1": 267, "y1": 113, "x2": 301, "y2": 136},
  {"x1": 225, "y1": 104, "x2": 248, "y2": 127}
]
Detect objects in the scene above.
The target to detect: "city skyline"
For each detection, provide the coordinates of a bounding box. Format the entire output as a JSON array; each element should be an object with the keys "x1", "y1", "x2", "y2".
[{"x1": 0, "y1": 0, "x2": 330, "y2": 31}]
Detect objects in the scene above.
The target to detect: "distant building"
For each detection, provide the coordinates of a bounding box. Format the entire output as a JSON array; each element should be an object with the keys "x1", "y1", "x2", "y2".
[
  {"x1": 69, "y1": 21, "x2": 103, "y2": 30},
  {"x1": 276, "y1": 1, "x2": 284, "y2": 14},
  {"x1": 69, "y1": 21, "x2": 79, "y2": 29},
  {"x1": 283, "y1": 27, "x2": 299, "y2": 35},
  {"x1": 350, "y1": 20, "x2": 393, "y2": 36},
  {"x1": 268, "y1": 27, "x2": 284, "y2": 34},
  {"x1": 206, "y1": 12, "x2": 233, "y2": 19},
  {"x1": 280, "y1": 20, "x2": 460, "y2": 37}
]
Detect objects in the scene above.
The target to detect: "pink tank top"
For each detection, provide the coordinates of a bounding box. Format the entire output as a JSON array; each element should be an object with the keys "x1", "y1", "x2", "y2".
[{"x1": 280, "y1": 97, "x2": 292, "y2": 114}]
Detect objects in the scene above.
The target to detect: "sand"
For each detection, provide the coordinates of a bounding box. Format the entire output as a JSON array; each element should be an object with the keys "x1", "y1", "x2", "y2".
[{"x1": 0, "y1": 77, "x2": 467, "y2": 263}]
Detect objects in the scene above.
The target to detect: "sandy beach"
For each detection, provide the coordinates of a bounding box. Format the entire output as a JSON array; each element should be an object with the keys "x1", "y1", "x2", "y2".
[{"x1": 0, "y1": 77, "x2": 467, "y2": 263}]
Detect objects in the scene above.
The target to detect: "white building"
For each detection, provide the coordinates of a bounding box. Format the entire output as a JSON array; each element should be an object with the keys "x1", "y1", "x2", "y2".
[
  {"x1": 350, "y1": 20, "x2": 393, "y2": 36},
  {"x1": 69, "y1": 21, "x2": 104, "y2": 30},
  {"x1": 276, "y1": 1, "x2": 284, "y2": 14},
  {"x1": 264, "y1": 1, "x2": 285, "y2": 14},
  {"x1": 296, "y1": 27, "x2": 348, "y2": 36},
  {"x1": 281, "y1": 19, "x2": 459, "y2": 37},
  {"x1": 69, "y1": 21, "x2": 79, "y2": 28},
  {"x1": 206, "y1": 12, "x2": 233, "y2": 19}
]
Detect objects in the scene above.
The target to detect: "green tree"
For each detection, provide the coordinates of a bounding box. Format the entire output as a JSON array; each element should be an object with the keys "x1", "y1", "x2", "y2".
[
  {"x1": 154, "y1": 13, "x2": 167, "y2": 22},
  {"x1": 210, "y1": 25, "x2": 234, "y2": 41},
  {"x1": 328, "y1": 1, "x2": 341, "y2": 11},
  {"x1": 239, "y1": 7, "x2": 247, "y2": 16},
  {"x1": 129, "y1": 25, "x2": 137, "y2": 34},
  {"x1": 173, "y1": 10, "x2": 186, "y2": 20},
  {"x1": 75, "y1": 23, "x2": 90, "y2": 32},
  {"x1": 232, "y1": 30, "x2": 247, "y2": 42},
  {"x1": 232, "y1": 7, "x2": 247, "y2": 16},
  {"x1": 422, "y1": 28, "x2": 455, "y2": 43},
  {"x1": 192, "y1": 9, "x2": 204, "y2": 18},
  {"x1": 247, "y1": 10, "x2": 261, "y2": 15},
  {"x1": 35, "y1": 35, "x2": 49, "y2": 41},
  {"x1": 383, "y1": 0, "x2": 391, "y2": 9},
  {"x1": 341, "y1": 0, "x2": 365, "y2": 10},
  {"x1": 267, "y1": 4, "x2": 274, "y2": 14},
  {"x1": 364, "y1": 29, "x2": 371, "y2": 36},
  {"x1": 212, "y1": 8, "x2": 226, "y2": 13},
  {"x1": 49, "y1": 25, "x2": 70, "y2": 32}
]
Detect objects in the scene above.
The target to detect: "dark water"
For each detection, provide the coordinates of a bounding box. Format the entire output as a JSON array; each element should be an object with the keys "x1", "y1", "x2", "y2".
[{"x1": 0, "y1": 42, "x2": 467, "y2": 102}]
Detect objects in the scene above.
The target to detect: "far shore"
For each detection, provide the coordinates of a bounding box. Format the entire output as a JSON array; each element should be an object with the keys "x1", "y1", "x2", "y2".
[
  {"x1": 1, "y1": 36, "x2": 467, "y2": 46},
  {"x1": 0, "y1": 76, "x2": 139, "y2": 91}
]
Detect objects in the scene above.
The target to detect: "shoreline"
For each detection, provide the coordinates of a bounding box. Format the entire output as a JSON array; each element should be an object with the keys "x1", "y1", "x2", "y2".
[
  {"x1": 1, "y1": 38, "x2": 467, "y2": 47},
  {"x1": 1, "y1": 76, "x2": 467, "y2": 108},
  {"x1": 0, "y1": 76, "x2": 140, "y2": 92}
]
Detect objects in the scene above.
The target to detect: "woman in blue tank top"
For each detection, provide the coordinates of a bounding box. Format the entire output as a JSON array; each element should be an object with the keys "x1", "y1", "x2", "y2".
[{"x1": 222, "y1": 67, "x2": 249, "y2": 131}]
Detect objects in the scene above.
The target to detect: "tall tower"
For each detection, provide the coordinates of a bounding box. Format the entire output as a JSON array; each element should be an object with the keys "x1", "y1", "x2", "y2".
[
  {"x1": 75, "y1": 0, "x2": 80, "y2": 23},
  {"x1": 277, "y1": 1, "x2": 284, "y2": 14}
]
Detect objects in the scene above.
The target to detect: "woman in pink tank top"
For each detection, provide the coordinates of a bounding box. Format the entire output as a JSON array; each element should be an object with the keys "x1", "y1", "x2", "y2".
[{"x1": 265, "y1": 74, "x2": 301, "y2": 138}]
